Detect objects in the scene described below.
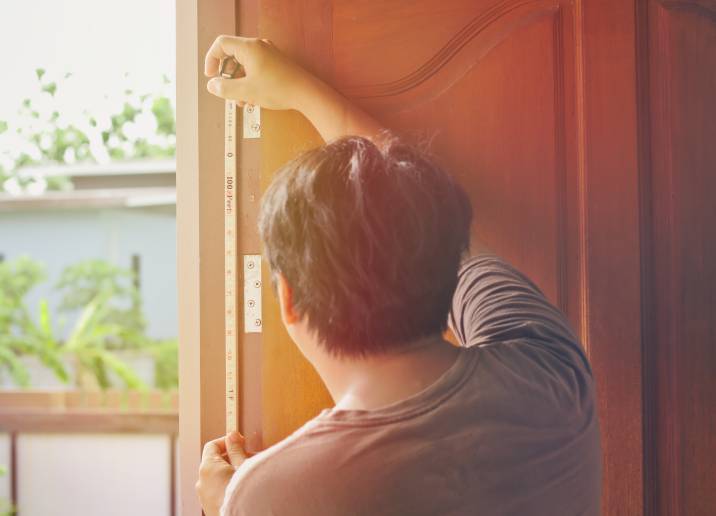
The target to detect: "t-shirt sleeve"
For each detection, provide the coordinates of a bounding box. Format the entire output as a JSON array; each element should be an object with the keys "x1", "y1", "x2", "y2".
[
  {"x1": 220, "y1": 419, "x2": 325, "y2": 516},
  {"x1": 448, "y1": 253, "x2": 592, "y2": 374}
]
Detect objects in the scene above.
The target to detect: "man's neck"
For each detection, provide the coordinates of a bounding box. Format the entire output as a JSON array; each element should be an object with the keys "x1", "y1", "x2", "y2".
[{"x1": 311, "y1": 333, "x2": 462, "y2": 411}]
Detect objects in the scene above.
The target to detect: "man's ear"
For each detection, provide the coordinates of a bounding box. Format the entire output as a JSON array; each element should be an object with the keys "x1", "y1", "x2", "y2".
[{"x1": 276, "y1": 271, "x2": 299, "y2": 325}]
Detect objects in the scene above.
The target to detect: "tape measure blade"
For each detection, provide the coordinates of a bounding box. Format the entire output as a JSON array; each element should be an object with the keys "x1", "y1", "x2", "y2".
[{"x1": 224, "y1": 99, "x2": 238, "y2": 434}]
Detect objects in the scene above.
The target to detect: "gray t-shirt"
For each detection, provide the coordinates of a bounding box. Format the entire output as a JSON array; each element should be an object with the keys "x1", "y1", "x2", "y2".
[{"x1": 221, "y1": 255, "x2": 602, "y2": 516}]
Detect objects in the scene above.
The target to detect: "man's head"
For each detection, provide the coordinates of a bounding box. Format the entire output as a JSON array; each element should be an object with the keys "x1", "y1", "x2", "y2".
[{"x1": 258, "y1": 134, "x2": 472, "y2": 359}]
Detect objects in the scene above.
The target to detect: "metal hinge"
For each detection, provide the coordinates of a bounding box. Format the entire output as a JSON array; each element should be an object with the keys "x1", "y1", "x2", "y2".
[
  {"x1": 243, "y1": 105, "x2": 261, "y2": 138},
  {"x1": 243, "y1": 254, "x2": 262, "y2": 332}
]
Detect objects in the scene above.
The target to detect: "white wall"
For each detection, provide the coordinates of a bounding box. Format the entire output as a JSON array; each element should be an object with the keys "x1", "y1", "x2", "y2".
[
  {"x1": 0, "y1": 433, "x2": 9, "y2": 506},
  {"x1": 17, "y1": 433, "x2": 172, "y2": 516},
  {"x1": 0, "y1": 206, "x2": 177, "y2": 340}
]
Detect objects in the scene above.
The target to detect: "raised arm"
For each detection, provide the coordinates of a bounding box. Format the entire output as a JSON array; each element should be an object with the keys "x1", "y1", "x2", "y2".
[{"x1": 204, "y1": 35, "x2": 385, "y2": 142}]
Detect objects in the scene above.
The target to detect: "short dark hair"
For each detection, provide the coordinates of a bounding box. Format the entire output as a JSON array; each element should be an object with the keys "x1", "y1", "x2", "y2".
[{"x1": 257, "y1": 133, "x2": 472, "y2": 357}]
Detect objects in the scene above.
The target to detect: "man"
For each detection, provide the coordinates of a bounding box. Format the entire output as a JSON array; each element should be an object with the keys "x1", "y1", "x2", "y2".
[{"x1": 197, "y1": 36, "x2": 601, "y2": 516}]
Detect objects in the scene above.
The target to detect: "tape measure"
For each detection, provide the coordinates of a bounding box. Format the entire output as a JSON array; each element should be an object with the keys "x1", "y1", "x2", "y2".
[
  {"x1": 220, "y1": 56, "x2": 262, "y2": 434},
  {"x1": 222, "y1": 87, "x2": 238, "y2": 433}
]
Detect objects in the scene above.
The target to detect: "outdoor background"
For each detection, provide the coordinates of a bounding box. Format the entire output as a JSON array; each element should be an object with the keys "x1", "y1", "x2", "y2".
[{"x1": 0, "y1": 1, "x2": 179, "y2": 514}]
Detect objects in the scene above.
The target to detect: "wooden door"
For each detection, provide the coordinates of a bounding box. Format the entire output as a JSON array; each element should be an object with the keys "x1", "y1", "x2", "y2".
[
  {"x1": 177, "y1": 0, "x2": 716, "y2": 514},
  {"x1": 638, "y1": 2, "x2": 716, "y2": 514},
  {"x1": 246, "y1": 0, "x2": 645, "y2": 512},
  {"x1": 255, "y1": 0, "x2": 588, "y2": 440}
]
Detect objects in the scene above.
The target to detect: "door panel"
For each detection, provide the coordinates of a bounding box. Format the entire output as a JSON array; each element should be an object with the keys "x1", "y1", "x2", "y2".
[
  {"x1": 356, "y1": 7, "x2": 575, "y2": 309},
  {"x1": 258, "y1": 110, "x2": 333, "y2": 445},
  {"x1": 642, "y1": 1, "x2": 716, "y2": 514}
]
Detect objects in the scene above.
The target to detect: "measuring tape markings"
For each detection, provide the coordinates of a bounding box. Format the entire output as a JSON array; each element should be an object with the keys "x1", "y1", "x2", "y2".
[
  {"x1": 221, "y1": 55, "x2": 262, "y2": 435},
  {"x1": 224, "y1": 98, "x2": 239, "y2": 434}
]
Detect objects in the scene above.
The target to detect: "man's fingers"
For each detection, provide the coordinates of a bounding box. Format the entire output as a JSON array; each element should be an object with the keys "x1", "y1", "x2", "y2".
[
  {"x1": 204, "y1": 35, "x2": 253, "y2": 77},
  {"x1": 207, "y1": 77, "x2": 250, "y2": 102},
  {"x1": 201, "y1": 437, "x2": 226, "y2": 463},
  {"x1": 199, "y1": 432, "x2": 249, "y2": 478},
  {"x1": 224, "y1": 431, "x2": 248, "y2": 468}
]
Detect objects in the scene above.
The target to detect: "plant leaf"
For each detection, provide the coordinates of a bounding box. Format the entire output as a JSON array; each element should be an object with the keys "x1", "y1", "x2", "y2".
[
  {"x1": 98, "y1": 350, "x2": 146, "y2": 390},
  {"x1": 38, "y1": 299, "x2": 52, "y2": 337},
  {"x1": 0, "y1": 346, "x2": 30, "y2": 387}
]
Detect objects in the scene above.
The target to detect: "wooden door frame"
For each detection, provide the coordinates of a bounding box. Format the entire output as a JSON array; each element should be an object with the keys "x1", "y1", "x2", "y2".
[
  {"x1": 177, "y1": 0, "x2": 263, "y2": 511},
  {"x1": 176, "y1": 0, "x2": 236, "y2": 513}
]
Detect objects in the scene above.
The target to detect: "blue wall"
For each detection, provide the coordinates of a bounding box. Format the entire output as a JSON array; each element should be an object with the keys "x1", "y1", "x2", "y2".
[{"x1": 0, "y1": 206, "x2": 177, "y2": 339}]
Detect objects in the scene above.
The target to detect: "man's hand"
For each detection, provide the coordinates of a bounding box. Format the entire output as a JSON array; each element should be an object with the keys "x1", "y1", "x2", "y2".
[
  {"x1": 204, "y1": 35, "x2": 316, "y2": 111},
  {"x1": 196, "y1": 431, "x2": 250, "y2": 516},
  {"x1": 204, "y1": 34, "x2": 386, "y2": 142}
]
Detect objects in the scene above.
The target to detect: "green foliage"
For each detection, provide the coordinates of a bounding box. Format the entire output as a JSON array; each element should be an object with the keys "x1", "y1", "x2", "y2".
[
  {"x1": 0, "y1": 256, "x2": 177, "y2": 390},
  {"x1": 0, "y1": 256, "x2": 45, "y2": 312},
  {"x1": 42, "y1": 82, "x2": 57, "y2": 96},
  {"x1": 55, "y1": 259, "x2": 147, "y2": 349},
  {"x1": 0, "y1": 465, "x2": 15, "y2": 516},
  {"x1": 152, "y1": 97, "x2": 175, "y2": 136},
  {"x1": 0, "y1": 69, "x2": 175, "y2": 193},
  {"x1": 62, "y1": 290, "x2": 146, "y2": 390},
  {"x1": 0, "y1": 257, "x2": 66, "y2": 387},
  {"x1": 148, "y1": 339, "x2": 178, "y2": 390}
]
